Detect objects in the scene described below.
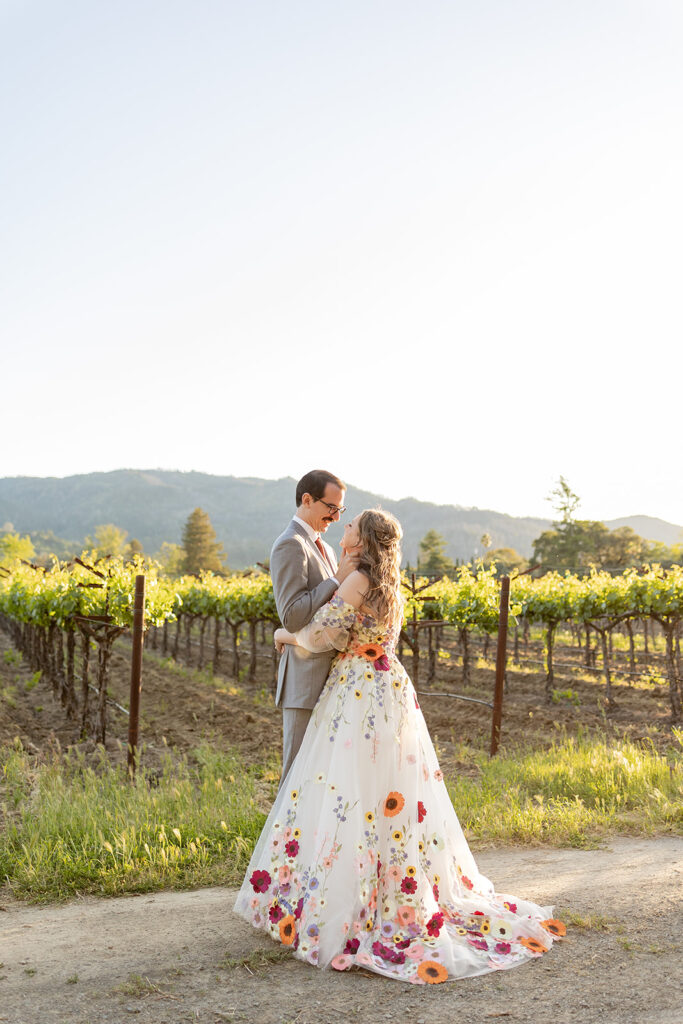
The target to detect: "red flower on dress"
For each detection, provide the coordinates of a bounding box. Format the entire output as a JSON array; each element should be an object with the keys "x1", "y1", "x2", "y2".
[
  {"x1": 433, "y1": 883, "x2": 439, "y2": 902},
  {"x1": 461, "y1": 874, "x2": 474, "y2": 890},
  {"x1": 426, "y1": 912, "x2": 444, "y2": 937},
  {"x1": 417, "y1": 801, "x2": 426, "y2": 823},
  {"x1": 468, "y1": 937, "x2": 488, "y2": 951},
  {"x1": 374, "y1": 654, "x2": 390, "y2": 671},
  {"x1": 249, "y1": 869, "x2": 272, "y2": 893},
  {"x1": 268, "y1": 903, "x2": 284, "y2": 922},
  {"x1": 495, "y1": 941, "x2": 511, "y2": 954},
  {"x1": 400, "y1": 877, "x2": 417, "y2": 894},
  {"x1": 285, "y1": 839, "x2": 299, "y2": 857}
]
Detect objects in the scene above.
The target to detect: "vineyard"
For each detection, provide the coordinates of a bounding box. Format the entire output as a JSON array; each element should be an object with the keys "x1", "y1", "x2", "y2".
[{"x1": 0, "y1": 558, "x2": 681, "y2": 754}]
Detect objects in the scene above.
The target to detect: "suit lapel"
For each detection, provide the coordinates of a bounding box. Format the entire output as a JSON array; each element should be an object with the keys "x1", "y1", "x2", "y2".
[{"x1": 290, "y1": 520, "x2": 333, "y2": 578}]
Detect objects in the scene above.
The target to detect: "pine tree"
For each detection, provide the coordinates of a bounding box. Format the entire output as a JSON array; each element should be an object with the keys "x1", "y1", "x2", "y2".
[
  {"x1": 417, "y1": 529, "x2": 454, "y2": 574},
  {"x1": 181, "y1": 508, "x2": 225, "y2": 575}
]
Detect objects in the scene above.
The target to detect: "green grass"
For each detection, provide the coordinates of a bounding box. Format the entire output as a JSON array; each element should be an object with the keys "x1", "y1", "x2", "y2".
[
  {"x1": 1, "y1": 730, "x2": 681, "y2": 903},
  {"x1": 0, "y1": 741, "x2": 272, "y2": 902},
  {"x1": 448, "y1": 730, "x2": 682, "y2": 847}
]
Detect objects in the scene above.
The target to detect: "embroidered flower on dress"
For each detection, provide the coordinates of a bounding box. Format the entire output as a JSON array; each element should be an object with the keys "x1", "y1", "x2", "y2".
[
  {"x1": 417, "y1": 961, "x2": 448, "y2": 984},
  {"x1": 541, "y1": 919, "x2": 566, "y2": 937},
  {"x1": 383, "y1": 792, "x2": 405, "y2": 817},
  {"x1": 519, "y1": 936, "x2": 548, "y2": 954},
  {"x1": 279, "y1": 915, "x2": 296, "y2": 945},
  {"x1": 249, "y1": 869, "x2": 271, "y2": 893}
]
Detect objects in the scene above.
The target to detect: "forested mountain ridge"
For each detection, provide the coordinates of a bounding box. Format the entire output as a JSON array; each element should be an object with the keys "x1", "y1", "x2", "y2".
[{"x1": 0, "y1": 470, "x2": 680, "y2": 569}]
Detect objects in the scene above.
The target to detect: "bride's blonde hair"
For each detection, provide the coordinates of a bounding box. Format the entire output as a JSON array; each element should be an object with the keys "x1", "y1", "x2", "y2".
[{"x1": 356, "y1": 509, "x2": 404, "y2": 629}]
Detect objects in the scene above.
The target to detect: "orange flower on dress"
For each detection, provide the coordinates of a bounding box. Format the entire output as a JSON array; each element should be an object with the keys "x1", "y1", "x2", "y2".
[
  {"x1": 279, "y1": 915, "x2": 296, "y2": 945},
  {"x1": 355, "y1": 642, "x2": 386, "y2": 661},
  {"x1": 541, "y1": 919, "x2": 567, "y2": 937},
  {"x1": 383, "y1": 791, "x2": 405, "y2": 817},
  {"x1": 519, "y1": 936, "x2": 548, "y2": 954},
  {"x1": 417, "y1": 960, "x2": 448, "y2": 984}
]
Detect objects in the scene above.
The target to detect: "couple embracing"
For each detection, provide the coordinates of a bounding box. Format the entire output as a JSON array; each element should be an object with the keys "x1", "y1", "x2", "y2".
[{"x1": 234, "y1": 470, "x2": 565, "y2": 985}]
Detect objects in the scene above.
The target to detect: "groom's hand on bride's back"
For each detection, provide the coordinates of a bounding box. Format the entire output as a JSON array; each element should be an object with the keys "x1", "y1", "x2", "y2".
[{"x1": 336, "y1": 548, "x2": 361, "y2": 583}]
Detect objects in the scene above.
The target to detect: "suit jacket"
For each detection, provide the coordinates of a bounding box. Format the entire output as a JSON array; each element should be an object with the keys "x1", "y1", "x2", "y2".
[{"x1": 271, "y1": 519, "x2": 339, "y2": 709}]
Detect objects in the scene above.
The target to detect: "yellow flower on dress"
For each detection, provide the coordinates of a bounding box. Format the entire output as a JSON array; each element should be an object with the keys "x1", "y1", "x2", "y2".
[
  {"x1": 392, "y1": 830, "x2": 402, "y2": 842},
  {"x1": 354, "y1": 689, "x2": 363, "y2": 699},
  {"x1": 365, "y1": 812, "x2": 375, "y2": 823}
]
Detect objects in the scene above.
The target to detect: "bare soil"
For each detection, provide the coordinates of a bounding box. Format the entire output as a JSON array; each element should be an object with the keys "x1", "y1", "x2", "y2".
[
  {"x1": 0, "y1": 837, "x2": 681, "y2": 1024},
  {"x1": 0, "y1": 625, "x2": 676, "y2": 777}
]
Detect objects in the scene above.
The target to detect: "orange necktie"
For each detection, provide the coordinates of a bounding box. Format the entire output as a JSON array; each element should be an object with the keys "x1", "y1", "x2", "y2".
[{"x1": 315, "y1": 537, "x2": 331, "y2": 569}]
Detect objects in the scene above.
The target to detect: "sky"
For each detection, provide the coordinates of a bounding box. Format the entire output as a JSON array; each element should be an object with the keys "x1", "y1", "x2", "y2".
[{"x1": 1, "y1": 1, "x2": 682, "y2": 526}]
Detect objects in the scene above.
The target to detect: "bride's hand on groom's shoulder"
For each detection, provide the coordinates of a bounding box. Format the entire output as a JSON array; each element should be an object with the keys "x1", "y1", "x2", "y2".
[{"x1": 336, "y1": 547, "x2": 361, "y2": 583}]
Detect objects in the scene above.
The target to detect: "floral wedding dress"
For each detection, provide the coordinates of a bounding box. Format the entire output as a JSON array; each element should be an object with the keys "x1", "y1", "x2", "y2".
[{"x1": 234, "y1": 595, "x2": 564, "y2": 984}]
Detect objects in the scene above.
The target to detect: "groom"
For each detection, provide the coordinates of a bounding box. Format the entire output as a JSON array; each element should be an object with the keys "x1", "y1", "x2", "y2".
[{"x1": 271, "y1": 469, "x2": 358, "y2": 783}]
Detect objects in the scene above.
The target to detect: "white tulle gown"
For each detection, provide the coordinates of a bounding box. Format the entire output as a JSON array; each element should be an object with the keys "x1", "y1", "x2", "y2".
[{"x1": 234, "y1": 595, "x2": 564, "y2": 984}]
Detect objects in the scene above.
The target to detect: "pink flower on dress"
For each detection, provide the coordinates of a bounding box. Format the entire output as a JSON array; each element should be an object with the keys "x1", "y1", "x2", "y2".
[
  {"x1": 278, "y1": 865, "x2": 290, "y2": 883},
  {"x1": 283, "y1": 826, "x2": 292, "y2": 841},
  {"x1": 434, "y1": 769, "x2": 444, "y2": 782},
  {"x1": 406, "y1": 753, "x2": 416, "y2": 765},
  {"x1": 396, "y1": 906, "x2": 416, "y2": 926},
  {"x1": 405, "y1": 943, "x2": 425, "y2": 960},
  {"x1": 356, "y1": 952, "x2": 373, "y2": 966},
  {"x1": 250, "y1": 896, "x2": 259, "y2": 909},
  {"x1": 374, "y1": 654, "x2": 390, "y2": 671},
  {"x1": 387, "y1": 865, "x2": 402, "y2": 882},
  {"x1": 331, "y1": 954, "x2": 352, "y2": 971},
  {"x1": 495, "y1": 941, "x2": 511, "y2": 954}
]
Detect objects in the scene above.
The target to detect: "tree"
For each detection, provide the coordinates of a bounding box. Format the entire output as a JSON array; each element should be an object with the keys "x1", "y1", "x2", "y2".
[
  {"x1": 547, "y1": 475, "x2": 581, "y2": 525},
  {"x1": 533, "y1": 479, "x2": 652, "y2": 570},
  {"x1": 0, "y1": 531, "x2": 35, "y2": 564},
  {"x1": 156, "y1": 542, "x2": 187, "y2": 577},
  {"x1": 417, "y1": 529, "x2": 454, "y2": 574},
  {"x1": 125, "y1": 538, "x2": 144, "y2": 561},
  {"x1": 483, "y1": 547, "x2": 528, "y2": 575},
  {"x1": 181, "y1": 508, "x2": 225, "y2": 575},
  {"x1": 84, "y1": 524, "x2": 128, "y2": 557}
]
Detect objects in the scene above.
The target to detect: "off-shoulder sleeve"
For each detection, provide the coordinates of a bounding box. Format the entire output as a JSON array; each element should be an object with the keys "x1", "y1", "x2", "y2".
[{"x1": 293, "y1": 594, "x2": 357, "y2": 653}]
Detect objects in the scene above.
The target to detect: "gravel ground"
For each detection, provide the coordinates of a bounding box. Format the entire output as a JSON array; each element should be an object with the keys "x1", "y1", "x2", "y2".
[{"x1": 1, "y1": 836, "x2": 681, "y2": 1024}]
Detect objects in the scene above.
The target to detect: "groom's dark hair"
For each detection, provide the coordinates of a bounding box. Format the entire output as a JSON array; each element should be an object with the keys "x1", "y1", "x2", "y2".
[{"x1": 296, "y1": 469, "x2": 345, "y2": 507}]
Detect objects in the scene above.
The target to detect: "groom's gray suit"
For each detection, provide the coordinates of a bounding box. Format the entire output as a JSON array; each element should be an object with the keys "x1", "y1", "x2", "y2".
[{"x1": 271, "y1": 519, "x2": 338, "y2": 782}]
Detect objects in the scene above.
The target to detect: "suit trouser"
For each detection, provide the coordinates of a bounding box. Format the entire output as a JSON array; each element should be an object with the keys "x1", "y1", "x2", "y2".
[{"x1": 280, "y1": 707, "x2": 312, "y2": 788}]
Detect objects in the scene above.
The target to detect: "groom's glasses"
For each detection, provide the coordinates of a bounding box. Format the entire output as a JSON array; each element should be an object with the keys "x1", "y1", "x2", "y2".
[{"x1": 317, "y1": 499, "x2": 346, "y2": 516}]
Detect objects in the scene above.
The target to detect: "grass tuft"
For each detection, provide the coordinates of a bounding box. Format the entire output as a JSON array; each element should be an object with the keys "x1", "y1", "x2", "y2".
[
  {"x1": 448, "y1": 731, "x2": 682, "y2": 847},
  {"x1": 0, "y1": 741, "x2": 272, "y2": 902}
]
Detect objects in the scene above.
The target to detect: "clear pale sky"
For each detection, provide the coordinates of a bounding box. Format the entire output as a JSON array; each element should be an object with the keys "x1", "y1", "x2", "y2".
[{"x1": 2, "y1": 1, "x2": 682, "y2": 525}]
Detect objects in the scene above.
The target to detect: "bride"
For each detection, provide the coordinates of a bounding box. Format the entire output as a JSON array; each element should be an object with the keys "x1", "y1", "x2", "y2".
[{"x1": 234, "y1": 509, "x2": 564, "y2": 984}]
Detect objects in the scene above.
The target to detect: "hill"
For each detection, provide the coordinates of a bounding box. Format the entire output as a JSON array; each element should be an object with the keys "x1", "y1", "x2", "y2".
[{"x1": 0, "y1": 470, "x2": 680, "y2": 568}]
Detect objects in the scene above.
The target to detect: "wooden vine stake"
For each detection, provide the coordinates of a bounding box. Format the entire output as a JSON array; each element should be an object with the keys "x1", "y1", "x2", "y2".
[
  {"x1": 490, "y1": 575, "x2": 510, "y2": 757},
  {"x1": 127, "y1": 575, "x2": 146, "y2": 777}
]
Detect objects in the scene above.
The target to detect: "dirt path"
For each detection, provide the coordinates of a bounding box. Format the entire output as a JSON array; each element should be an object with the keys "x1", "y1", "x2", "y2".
[{"x1": 1, "y1": 837, "x2": 681, "y2": 1024}]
